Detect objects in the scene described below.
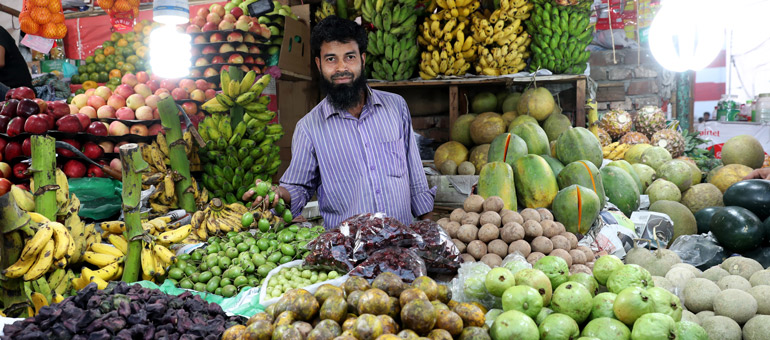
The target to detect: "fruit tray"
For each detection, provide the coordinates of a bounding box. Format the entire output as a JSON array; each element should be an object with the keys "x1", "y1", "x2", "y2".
[
  {"x1": 188, "y1": 29, "x2": 269, "y2": 42},
  {"x1": 192, "y1": 51, "x2": 270, "y2": 64},
  {"x1": 48, "y1": 131, "x2": 156, "y2": 143}
]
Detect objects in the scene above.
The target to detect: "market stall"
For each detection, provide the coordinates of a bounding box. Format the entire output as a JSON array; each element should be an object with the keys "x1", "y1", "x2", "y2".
[{"x1": 0, "y1": 0, "x2": 769, "y2": 339}]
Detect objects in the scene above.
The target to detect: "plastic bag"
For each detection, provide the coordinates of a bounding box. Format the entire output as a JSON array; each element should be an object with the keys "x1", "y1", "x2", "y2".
[
  {"x1": 409, "y1": 220, "x2": 462, "y2": 274},
  {"x1": 346, "y1": 213, "x2": 423, "y2": 261},
  {"x1": 258, "y1": 260, "x2": 350, "y2": 307},
  {"x1": 19, "y1": 0, "x2": 67, "y2": 39},
  {"x1": 449, "y1": 261, "x2": 500, "y2": 310},
  {"x1": 668, "y1": 233, "x2": 728, "y2": 271},
  {"x1": 349, "y1": 247, "x2": 427, "y2": 283},
  {"x1": 303, "y1": 229, "x2": 357, "y2": 272},
  {"x1": 97, "y1": 0, "x2": 139, "y2": 31},
  {"x1": 68, "y1": 177, "x2": 122, "y2": 220},
  {"x1": 630, "y1": 211, "x2": 675, "y2": 249}
]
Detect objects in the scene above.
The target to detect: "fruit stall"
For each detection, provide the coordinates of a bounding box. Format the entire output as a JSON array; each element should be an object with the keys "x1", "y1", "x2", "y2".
[{"x1": 1, "y1": 0, "x2": 770, "y2": 339}]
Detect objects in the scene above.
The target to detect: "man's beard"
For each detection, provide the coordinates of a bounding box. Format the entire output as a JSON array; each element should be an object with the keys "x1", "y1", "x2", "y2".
[{"x1": 320, "y1": 68, "x2": 368, "y2": 112}]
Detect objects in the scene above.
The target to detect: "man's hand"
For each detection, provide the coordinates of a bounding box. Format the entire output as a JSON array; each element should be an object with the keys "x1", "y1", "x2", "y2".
[
  {"x1": 418, "y1": 211, "x2": 435, "y2": 221},
  {"x1": 743, "y1": 168, "x2": 770, "y2": 180},
  {"x1": 241, "y1": 179, "x2": 291, "y2": 209}
]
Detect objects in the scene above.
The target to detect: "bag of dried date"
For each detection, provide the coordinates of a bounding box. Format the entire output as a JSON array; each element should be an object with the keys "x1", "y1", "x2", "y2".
[
  {"x1": 410, "y1": 220, "x2": 463, "y2": 274},
  {"x1": 348, "y1": 247, "x2": 427, "y2": 283},
  {"x1": 302, "y1": 229, "x2": 356, "y2": 272},
  {"x1": 343, "y1": 213, "x2": 423, "y2": 261}
]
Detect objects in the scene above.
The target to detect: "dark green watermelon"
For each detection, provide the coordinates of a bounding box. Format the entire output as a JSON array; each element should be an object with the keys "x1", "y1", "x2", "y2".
[
  {"x1": 711, "y1": 206, "x2": 764, "y2": 253},
  {"x1": 694, "y1": 207, "x2": 723, "y2": 234},
  {"x1": 741, "y1": 247, "x2": 770, "y2": 268},
  {"x1": 723, "y1": 179, "x2": 770, "y2": 220},
  {"x1": 765, "y1": 216, "x2": 770, "y2": 245}
]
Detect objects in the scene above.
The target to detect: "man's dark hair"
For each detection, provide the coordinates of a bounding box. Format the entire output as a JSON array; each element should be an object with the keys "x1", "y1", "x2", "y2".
[{"x1": 310, "y1": 16, "x2": 367, "y2": 59}]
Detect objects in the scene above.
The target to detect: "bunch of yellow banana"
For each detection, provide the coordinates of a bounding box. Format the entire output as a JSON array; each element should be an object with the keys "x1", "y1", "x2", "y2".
[
  {"x1": 100, "y1": 216, "x2": 191, "y2": 242},
  {"x1": 189, "y1": 198, "x2": 248, "y2": 242},
  {"x1": 314, "y1": 1, "x2": 335, "y2": 21},
  {"x1": 603, "y1": 142, "x2": 631, "y2": 160},
  {"x1": 431, "y1": 0, "x2": 480, "y2": 20},
  {"x1": 200, "y1": 71, "x2": 271, "y2": 115},
  {"x1": 471, "y1": 0, "x2": 532, "y2": 76},
  {"x1": 2, "y1": 220, "x2": 74, "y2": 281},
  {"x1": 417, "y1": 17, "x2": 475, "y2": 79}
]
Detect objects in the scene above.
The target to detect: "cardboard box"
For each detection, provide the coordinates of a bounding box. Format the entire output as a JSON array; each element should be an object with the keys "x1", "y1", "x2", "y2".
[
  {"x1": 426, "y1": 175, "x2": 478, "y2": 209},
  {"x1": 277, "y1": 14, "x2": 312, "y2": 79}
]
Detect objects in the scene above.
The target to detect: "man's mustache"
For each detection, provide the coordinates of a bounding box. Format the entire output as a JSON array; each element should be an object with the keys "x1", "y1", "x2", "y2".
[{"x1": 331, "y1": 72, "x2": 354, "y2": 80}]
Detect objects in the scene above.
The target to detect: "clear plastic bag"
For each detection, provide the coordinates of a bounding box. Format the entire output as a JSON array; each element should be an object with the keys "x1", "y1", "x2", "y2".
[
  {"x1": 258, "y1": 260, "x2": 349, "y2": 307},
  {"x1": 346, "y1": 213, "x2": 423, "y2": 261},
  {"x1": 303, "y1": 230, "x2": 356, "y2": 272},
  {"x1": 409, "y1": 220, "x2": 462, "y2": 275},
  {"x1": 449, "y1": 262, "x2": 501, "y2": 310},
  {"x1": 349, "y1": 247, "x2": 427, "y2": 283},
  {"x1": 668, "y1": 233, "x2": 728, "y2": 271}
]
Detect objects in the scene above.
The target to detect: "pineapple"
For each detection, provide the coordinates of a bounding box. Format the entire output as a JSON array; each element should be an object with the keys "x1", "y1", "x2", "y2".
[
  {"x1": 597, "y1": 128, "x2": 612, "y2": 147},
  {"x1": 599, "y1": 109, "x2": 633, "y2": 140},
  {"x1": 634, "y1": 106, "x2": 667, "y2": 139},
  {"x1": 619, "y1": 132, "x2": 650, "y2": 145},
  {"x1": 652, "y1": 129, "x2": 686, "y2": 158}
]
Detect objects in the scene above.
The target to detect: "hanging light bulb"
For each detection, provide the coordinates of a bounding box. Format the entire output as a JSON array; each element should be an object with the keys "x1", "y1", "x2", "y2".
[
  {"x1": 649, "y1": 0, "x2": 724, "y2": 72},
  {"x1": 150, "y1": 0, "x2": 191, "y2": 78}
]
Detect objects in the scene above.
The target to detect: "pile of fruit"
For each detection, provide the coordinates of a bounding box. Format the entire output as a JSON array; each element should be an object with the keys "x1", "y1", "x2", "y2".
[
  {"x1": 363, "y1": 0, "x2": 420, "y2": 81},
  {"x1": 188, "y1": 198, "x2": 249, "y2": 241},
  {"x1": 19, "y1": 0, "x2": 67, "y2": 40},
  {"x1": 221, "y1": 274, "x2": 491, "y2": 340},
  {"x1": 470, "y1": 0, "x2": 532, "y2": 75},
  {"x1": 2, "y1": 282, "x2": 245, "y2": 339},
  {"x1": 527, "y1": 0, "x2": 593, "y2": 74},
  {"x1": 263, "y1": 265, "x2": 342, "y2": 299},
  {"x1": 417, "y1": 0, "x2": 478, "y2": 79},
  {"x1": 198, "y1": 72, "x2": 283, "y2": 204},
  {"x1": 440, "y1": 194, "x2": 596, "y2": 272},
  {"x1": 71, "y1": 22, "x2": 155, "y2": 85}
]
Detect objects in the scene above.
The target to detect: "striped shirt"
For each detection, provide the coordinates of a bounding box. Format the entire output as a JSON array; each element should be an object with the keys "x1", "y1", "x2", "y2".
[{"x1": 279, "y1": 87, "x2": 436, "y2": 229}]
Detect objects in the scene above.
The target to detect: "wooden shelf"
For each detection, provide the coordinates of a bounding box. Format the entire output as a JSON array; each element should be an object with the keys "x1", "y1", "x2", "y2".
[{"x1": 368, "y1": 74, "x2": 586, "y2": 88}]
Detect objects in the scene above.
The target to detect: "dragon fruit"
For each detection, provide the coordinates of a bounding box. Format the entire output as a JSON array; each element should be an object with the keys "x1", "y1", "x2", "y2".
[
  {"x1": 652, "y1": 129, "x2": 685, "y2": 158},
  {"x1": 597, "y1": 128, "x2": 612, "y2": 147},
  {"x1": 634, "y1": 106, "x2": 667, "y2": 139},
  {"x1": 599, "y1": 109, "x2": 633, "y2": 140},
  {"x1": 619, "y1": 132, "x2": 650, "y2": 145}
]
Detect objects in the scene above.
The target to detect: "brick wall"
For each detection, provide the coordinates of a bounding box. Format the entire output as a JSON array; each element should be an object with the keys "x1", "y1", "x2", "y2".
[{"x1": 590, "y1": 48, "x2": 673, "y2": 115}]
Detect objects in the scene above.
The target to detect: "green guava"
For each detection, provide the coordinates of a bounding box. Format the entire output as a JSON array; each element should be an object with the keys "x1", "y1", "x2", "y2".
[
  {"x1": 504, "y1": 260, "x2": 531, "y2": 275},
  {"x1": 464, "y1": 275, "x2": 487, "y2": 299},
  {"x1": 630, "y1": 313, "x2": 676, "y2": 340},
  {"x1": 538, "y1": 313, "x2": 580, "y2": 340},
  {"x1": 675, "y1": 320, "x2": 709, "y2": 340},
  {"x1": 569, "y1": 272, "x2": 599, "y2": 297},
  {"x1": 534, "y1": 256, "x2": 571, "y2": 291},
  {"x1": 489, "y1": 310, "x2": 539, "y2": 340},
  {"x1": 514, "y1": 269, "x2": 554, "y2": 306},
  {"x1": 590, "y1": 292, "x2": 618, "y2": 320},
  {"x1": 501, "y1": 285, "x2": 543, "y2": 319},
  {"x1": 581, "y1": 317, "x2": 631, "y2": 340},
  {"x1": 613, "y1": 287, "x2": 654, "y2": 326},
  {"x1": 535, "y1": 307, "x2": 554, "y2": 325},
  {"x1": 593, "y1": 255, "x2": 624, "y2": 286},
  {"x1": 485, "y1": 267, "x2": 516, "y2": 297},
  {"x1": 646, "y1": 286, "x2": 682, "y2": 321},
  {"x1": 550, "y1": 281, "x2": 593, "y2": 324},
  {"x1": 606, "y1": 264, "x2": 653, "y2": 294}
]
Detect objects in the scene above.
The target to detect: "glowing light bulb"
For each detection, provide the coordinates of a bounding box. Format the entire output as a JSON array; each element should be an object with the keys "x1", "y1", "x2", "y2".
[
  {"x1": 149, "y1": 25, "x2": 192, "y2": 79},
  {"x1": 649, "y1": 0, "x2": 724, "y2": 72}
]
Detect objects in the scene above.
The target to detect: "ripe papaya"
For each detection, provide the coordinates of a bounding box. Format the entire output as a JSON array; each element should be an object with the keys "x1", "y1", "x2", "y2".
[
  {"x1": 513, "y1": 155, "x2": 559, "y2": 209},
  {"x1": 554, "y1": 127, "x2": 603, "y2": 169},
  {"x1": 510, "y1": 122, "x2": 549, "y2": 155},
  {"x1": 478, "y1": 161, "x2": 517, "y2": 211},
  {"x1": 552, "y1": 185, "x2": 602, "y2": 234},
  {"x1": 557, "y1": 160, "x2": 606, "y2": 206},
  {"x1": 487, "y1": 133, "x2": 528, "y2": 169}
]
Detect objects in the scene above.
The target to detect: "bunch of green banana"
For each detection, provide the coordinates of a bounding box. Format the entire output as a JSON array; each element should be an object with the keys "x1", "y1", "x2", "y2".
[
  {"x1": 528, "y1": 0, "x2": 593, "y2": 74},
  {"x1": 470, "y1": 0, "x2": 533, "y2": 76},
  {"x1": 417, "y1": 17, "x2": 475, "y2": 79},
  {"x1": 363, "y1": 0, "x2": 420, "y2": 81},
  {"x1": 315, "y1": 1, "x2": 336, "y2": 21}
]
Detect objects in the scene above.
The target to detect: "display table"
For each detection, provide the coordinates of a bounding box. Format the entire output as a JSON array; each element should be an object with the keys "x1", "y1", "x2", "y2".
[{"x1": 695, "y1": 121, "x2": 770, "y2": 157}]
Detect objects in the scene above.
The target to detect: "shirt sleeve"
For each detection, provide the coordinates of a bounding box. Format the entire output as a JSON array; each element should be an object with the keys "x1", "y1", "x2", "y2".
[
  {"x1": 279, "y1": 122, "x2": 320, "y2": 217},
  {"x1": 400, "y1": 99, "x2": 436, "y2": 217}
]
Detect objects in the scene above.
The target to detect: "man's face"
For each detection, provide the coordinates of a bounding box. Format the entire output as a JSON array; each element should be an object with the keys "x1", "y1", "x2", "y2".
[{"x1": 316, "y1": 40, "x2": 368, "y2": 111}]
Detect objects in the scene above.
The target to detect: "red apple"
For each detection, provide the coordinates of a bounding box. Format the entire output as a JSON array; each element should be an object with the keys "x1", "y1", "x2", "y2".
[
  {"x1": 63, "y1": 160, "x2": 86, "y2": 178},
  {"x1": 254, "y1": 57, "x2": 265, "y2": 65},
  {"x1": 86, "y1": 121, "x2": 109, "y2": 136},
  {"x1": 228, "y1": 54, "x2": 245, "y2": 64},
  {"x1": 114, "y1": 84, "x2": 134, "y2": 99},
  {"x1": 75, "y1": 114, "x2": 91, "y2": 132},
  {"x1": 87, "y1": 95, "x2": 106, "y2": 109},
  {"x1": 201, "y1": 46, "x2": 217, "y2": 55},
  {"x1": 204, "y1": 89, "x2": 217, "y2": 100},
  {"x1": 170, "y1": 88, "x2": 188, "y2": 100},
  {"x1": 107, "y1": 92, "x2": 127, "y2": 111},
  {"x1": 21, "y1": 138, "x2": 31, "y2": 157},
  {"x1": 203, "y1": 67, "x2": 219, "y2": 77},
  {"x1": 191, "y1": 15, "x2": 206, "y2": 28},
  {"x1": 194, "y1": 35, "x2": 207, "y2": 44},
  {"x1": 33, "y1": 98, "x2": 47, "y2": 113},
  {"x1": 186, "y1": 25, "x2": 201, "y2": 34},
  {"x1": 179, "y1": 79, "x2": 196, "y2": 93},
  {"x1": 195, "y1": 79, "x2": 210, "y2": 91},
  {"x1": 0, "y1": 162, "x2": 10, "y2": 179},
  {"x1": 1, "y1": 99, "x2": 19, "y2": 116},
  {"x1": 197, "y1": 7, "x2": 209, "y2": 18},
  {"x1": 48, "y1": 101, "x2": 70, "y2": 119},
  {"x1": 115, "y1": 107, "x2": 135, "y2": 120},
  {"x1": 202, "y1": 22, "x2": 218, "y2": 32},
  {"x1": 136, "y1": 71, "x2": 149, "y2": 84},
  {"x1": 135, "y1": 106, "x2": 154, "y2": 120},
  {"x1": 209, "y1": 3, "x2": 225, "y2": 17},
  {"x1": 13, "y1": 87, "x2": 35, "y2": 100},
  {"x1": 129, "y1": 124, "x2": 149, "y2": 136},
  {"x1": 0, "y1": 178, "x2": 10, "y2": 196},
  {"x1": 160, "y1": 79, "x2": 177, "y2": 91},
  {"x1": 206, "y1": 12, "x2": 222, "y2": 25},
  {"x1": 230, "y1": 7, "x2": 244, "y2": 18},
  {"x1": 78, "y1": 106, "x2": 97, "y2": 119},
  {"x1": 148, "y1": 123, "x2": 164, "y2": 135},
  {"x1": 13, "y1": 163, "x2": 29, "y2": 179},
  {"x1": 211, "y1": 56, "x2": 225, "y2": 64},
  {"x1": 248, "y1": 45, "x2": 261, "y2": 54},
  {"x1": 5, "y1": 141, "x2": 21, "y2": 161},
  {"x1": 97, "y1": 105, "x2": 116, "y2": 119},
  {"x1": 195, "y1": 57, "x2": 209, "y2": 67},
  {"x1": 0, "y1": 138, "x2": 7, "y2": 155},
  {"x1": 16, "y1": 98, "x2": 40, "y2": 118},
  {"x1": 55, "y1": 115, "x2": 82, "y2": 133},
  {"x1": 38, "y1": 114, "x2": 54, "y2": 131},
  {"x1": 109, "y1": 158, "x2": 122, "y2": 171},
  {"x1": 108, "y1": 121, "x2": 129, "y2": 136},
  {"x1": 219, "y1": 20, "x2": 234, "y2": 30},
  {"x1": 86, "y1": 164, "x2": 104, "y2": 178},
  {"x1": 146, "y1": 80, "x2": 160, "y2": 93},
  {"x1": 181, "y1": 102, "x2": 197, "y2": 115},
  {"x1": 151, "y1": 108, "x2": 160, "y2": 119},
  {"x1": 56, "y1": 139, "x2": 81, "y2": 157},
  {"x1": 121, "y1": 73, "x2": 139, "y2": 87},
  {"x1": 223, "y1": 13, "x2": 236, "y2": 23},
  {"x1": 209, "y1": 32, "x2": 225, "y2": 43},
  {"x1": 0, "y1": 115, "x2": 10, "y2": 133},
  {"x1": 244, "y1": 33, "x2": 256, "y2": 43},
  {"x1": 82, "y1": 141, "x2": 104, "y2": 159},
  {"x1": 227, "y1": 31, "x2": 244, "y2": 43},
  {"x1": 6, "y1": 117, "x2": 24, "y2": 137},
  {"x1": 244, "y1": 56, "x2": 255, "y2": 64}
]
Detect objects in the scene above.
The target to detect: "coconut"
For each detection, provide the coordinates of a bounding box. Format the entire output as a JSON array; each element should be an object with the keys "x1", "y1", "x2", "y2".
[
  {"x1": 701, "y1": 316, "x2": 742, "y2": 340},
  {"x1": 721, "y1": 257, "x2": 764, "y2": 280},
  {"x1": 702, "y1": 267, "x2": 730, "y2": 282},
  {"x1": 749, "y1": 270, "x2": 770, "y2": 287},
  {"x1": 681, "y1": 183, "x2": 724, "y2": 213},
  {"x1": 748, "y1": 285, "x2": 770, "y2": 315},
  {"x1": 683, "y1": 278, "x2": 721, "y2": 313},
  {"x1": 717, "y1": 275, "x2": 752, "y2": 291},
  {"x1": 713, "y1": 289, "x2": 757, "y2": 324},
  {"x1": 743, "y1": 315, "x2": 770, "y2": 340},
  {"x1": 517, "y1": 87, "x2": 555, "y2": 121}
]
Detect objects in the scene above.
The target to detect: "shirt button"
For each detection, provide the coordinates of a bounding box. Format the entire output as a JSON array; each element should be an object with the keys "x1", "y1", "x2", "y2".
[
  {"x1": 376, "y1": 189, "x2": 381, "y2": 194},
  {"x1": 370, "y1": 166, "x2": 375, "y2": 170}
]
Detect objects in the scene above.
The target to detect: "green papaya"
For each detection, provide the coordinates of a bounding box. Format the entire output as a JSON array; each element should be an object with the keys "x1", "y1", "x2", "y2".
[
  {"x1": 540, "y1": 155, "x2": 565, "y2": 177},
  {"x1": 557, "y1": 160, "x2": 607, "y2": 206},
  {"x1": 478, "y1": 161, "x2": 517, "y2": 211},
  {"x1": 488, "y1": 133, "x2": 529, "y2": 169},
  {"x1": 600, "y1": 166, "x2": 640, "y2": 216},
  {"x1": 513, "y1": 154, "x2": 559, "y2": 209},
  {"x1": 607, "y1": 160, "x2": 643, "y2": 193},
  {"x1": 554, "y1": 127, "x2": 603, "y2": 169},
  {"x1": 553, "y1": 184, "x2": 601, "y2": 235},
  {"x1": 510, "y1": 122, "x2": 550, "y2": 155}
]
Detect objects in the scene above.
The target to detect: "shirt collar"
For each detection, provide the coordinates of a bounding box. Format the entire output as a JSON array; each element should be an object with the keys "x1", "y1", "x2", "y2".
[{"x1": 322, "y1": 85, "x2": 384, "y2": 119}]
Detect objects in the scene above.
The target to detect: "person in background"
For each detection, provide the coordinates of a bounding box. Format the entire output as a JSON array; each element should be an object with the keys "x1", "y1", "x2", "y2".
[
  {"x1": 243, "y1": 16, "x2": 435, "y2": 229},
  {"x1": 698, "y1": 117, "x2": 704, "y2": 123},
  {"x1": 703, "y1": 112, "x2": 711, "y2": 121},
  {"x1": 0, "y1": 27, "x2": 33, "y2": 99}
]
